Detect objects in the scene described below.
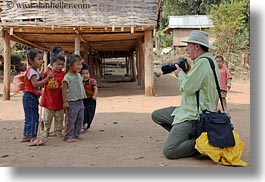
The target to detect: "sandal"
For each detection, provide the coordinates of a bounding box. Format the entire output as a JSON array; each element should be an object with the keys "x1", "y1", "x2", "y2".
[
  {"x1": 20, "y1": 137, "x2": 31, "y2": 142},
  {"x1": 73, "y1": 136, "x2": 82, "y2": 140},
  {"x1": 64, "y1": 138, "x2": 76, "y2": 142},
  {"x1": 28, "y1": 138, "x2": 47, "y2": 146}
]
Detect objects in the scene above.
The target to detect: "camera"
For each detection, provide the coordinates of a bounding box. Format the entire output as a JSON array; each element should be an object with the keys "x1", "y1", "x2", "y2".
[{"x1": 161, "y1": 57, "x2": 189, "y2": 75}]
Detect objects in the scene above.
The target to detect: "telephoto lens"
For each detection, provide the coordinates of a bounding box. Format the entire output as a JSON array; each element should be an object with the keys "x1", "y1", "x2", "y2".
[{"x1": 161, "y1": 57, "x2": 188, "y2": 75}]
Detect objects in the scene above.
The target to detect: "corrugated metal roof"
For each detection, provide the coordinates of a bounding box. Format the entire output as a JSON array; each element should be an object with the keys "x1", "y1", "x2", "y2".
[{"x1": 168, "y1": 15, "x2": 214, "y2": 28}]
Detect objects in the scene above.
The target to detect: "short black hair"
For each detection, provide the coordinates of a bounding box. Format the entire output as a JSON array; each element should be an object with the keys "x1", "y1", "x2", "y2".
[
  {"x1": 81, "y1": 63, "x2": 91, "y2": 73},
  {"x1": 50, "y1": 46, "x2": 64, "y2": 56},
  {"x1": 215, "y1": 55, "x2": 224, "y2": 61},
  {"x1": 51, "y1": 54, "x2": 65, "y2": 63},
  {"x1": 66, "y1": 54, "x2": 81, "y2": 71},
  {"x1": 27, "y1": 48, "x2": 43, "y2": 65}
]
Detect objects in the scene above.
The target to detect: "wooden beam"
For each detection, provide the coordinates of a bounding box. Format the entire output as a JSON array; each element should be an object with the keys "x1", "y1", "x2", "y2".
[
  {"x1": 144, "y1": 30, "x2": 154, "y2": 96},
  {"x1": 10, "y1": 34, "x2": 49, "y2": 51},
  {"x1": 3, "y1": 31, "x2": 11, "y2": 100},
  {"x1": 2, "y1": 26, "x2": 154, "y2": 34}
]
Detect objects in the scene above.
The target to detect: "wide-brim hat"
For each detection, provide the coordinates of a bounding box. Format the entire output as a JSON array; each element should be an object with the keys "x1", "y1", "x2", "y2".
[{"x1": 181, "y1": 30, "x2": 217, "y2": 50}]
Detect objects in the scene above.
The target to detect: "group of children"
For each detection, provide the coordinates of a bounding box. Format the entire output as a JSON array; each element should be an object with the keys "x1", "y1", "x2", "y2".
[{"x1": 21, "y1": 47, "x2": 98, "y2": 146}]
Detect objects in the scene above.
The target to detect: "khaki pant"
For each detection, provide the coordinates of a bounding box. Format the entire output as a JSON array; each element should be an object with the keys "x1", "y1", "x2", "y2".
[
  {"x1": 43, "y1": 108, "x2": 64, "y2": 135},
  {"x1": 151, "y1": 106, "x2": 197, "y2": 159}
]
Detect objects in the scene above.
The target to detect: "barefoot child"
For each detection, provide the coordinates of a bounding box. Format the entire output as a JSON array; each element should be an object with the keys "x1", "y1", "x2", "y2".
[
  {"x1": 21, "y1": 48, "x2": 53, "y2": 146},
  {"x1": 62, "y1": 54, "x2": 87, "y2": 142},
  {"x1": 40, "y1": 54, "x2": 66, "y2": 138},
  {"x1": 215, "y1": 55, "x2": 232, "y2": 111},
  {"x1": 80, "y1": 64, "x2": 98, "y2": 130}
]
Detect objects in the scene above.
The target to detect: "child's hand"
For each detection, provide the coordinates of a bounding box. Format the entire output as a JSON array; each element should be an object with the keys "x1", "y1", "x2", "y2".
[
  {"x1": 227, "y1": 86, "x2": 231, "y2": 90},
  {"x1": 63, "y1": 102, "x2": 69, "y2": 109},
  {"x1": 92, "y1": 95, "x2": 96, "y2": 100},
  {"x1": 47, "y1": 72, "x2": 54, "y2": 80}
]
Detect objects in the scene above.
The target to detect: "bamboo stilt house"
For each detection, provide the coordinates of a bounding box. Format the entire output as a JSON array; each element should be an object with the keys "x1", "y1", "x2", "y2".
[{"x1": 0, "y1": 0, "x2": 162, "y2": 100}]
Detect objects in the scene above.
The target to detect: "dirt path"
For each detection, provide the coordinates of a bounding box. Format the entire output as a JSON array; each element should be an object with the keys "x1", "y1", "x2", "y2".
[{"x1": 0, "y1": 74, "x2": 250, "y2": 167}]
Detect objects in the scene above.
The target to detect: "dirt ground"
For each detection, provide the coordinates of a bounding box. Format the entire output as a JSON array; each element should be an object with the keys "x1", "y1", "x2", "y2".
[{"x1": 0, "y1": 73, "x2": 250, "y2": 167}]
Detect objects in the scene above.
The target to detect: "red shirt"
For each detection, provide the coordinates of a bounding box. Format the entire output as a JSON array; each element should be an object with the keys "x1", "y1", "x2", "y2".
[
  {"x1": 24, "y1": 67, "x2": 42, "y2": 98},
  {"x1": 40, "y1": 70, "x2": 66, "y2": 110},
  {"x1": 219, "y1": 66, "x2": 232, "y2": 91},
  {"x1": 83, "y1": 78, "x2": 97, "y2": 98}
]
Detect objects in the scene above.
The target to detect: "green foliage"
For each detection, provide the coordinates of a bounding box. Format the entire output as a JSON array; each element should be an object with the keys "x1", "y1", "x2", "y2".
[
  {"x1": 155, "y1": 29, "x2": 172, "y2": 49},
  {"x1": 209, "y1": 0, "x2": 250, "y2": 62},
  {"x1": 11, "y1": 43, "x2": 27, "y2": 60},
  {"x1": 160, "y1": 33, "x2": 173, "y2": 48},
  {"x1": 164, "y1": 0, "x2": 222, "y2": 16}
]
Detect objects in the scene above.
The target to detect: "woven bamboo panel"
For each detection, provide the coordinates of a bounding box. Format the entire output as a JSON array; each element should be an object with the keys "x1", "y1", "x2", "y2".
[{"x1": 0, "y1": 0, "x2": 161, "y2": 27}]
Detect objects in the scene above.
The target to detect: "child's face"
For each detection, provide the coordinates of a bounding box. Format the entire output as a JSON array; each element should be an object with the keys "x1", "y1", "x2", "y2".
[
  {"x1": 51, "y1": 60, "x2": 65, "y2": 72},
  {"x1": 215, "y1": 58, "x2": 224, "y2": 68},
  {"x1": 81, "y1": 69, "x2": 90, "y2": 81},
  {"x1": 30, "y1": 53, "x2": 43, "y2": 69},
  {"x1": 70, "y1": 60, "x2": 82, "y2": 73}
]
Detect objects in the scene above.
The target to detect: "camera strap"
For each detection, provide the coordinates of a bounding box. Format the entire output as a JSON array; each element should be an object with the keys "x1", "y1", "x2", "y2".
[{"x1": 196, "y1": 57, "x2": 225, "y2": 114}]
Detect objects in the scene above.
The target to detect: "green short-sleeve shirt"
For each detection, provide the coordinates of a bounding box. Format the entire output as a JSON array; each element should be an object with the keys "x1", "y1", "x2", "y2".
[{"x1": 63, "y1": 73, "x2": 87, "y2": 102}]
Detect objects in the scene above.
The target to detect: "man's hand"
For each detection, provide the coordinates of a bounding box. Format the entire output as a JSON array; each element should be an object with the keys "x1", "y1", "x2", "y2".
[{"x1": 174, "y1": 64, "x2": 183, "y2": 77}]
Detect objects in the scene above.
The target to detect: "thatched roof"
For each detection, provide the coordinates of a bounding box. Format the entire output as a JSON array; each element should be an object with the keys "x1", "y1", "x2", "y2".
[{"x1": 0, "y1": 0, "x2": 162, "y2": 55}]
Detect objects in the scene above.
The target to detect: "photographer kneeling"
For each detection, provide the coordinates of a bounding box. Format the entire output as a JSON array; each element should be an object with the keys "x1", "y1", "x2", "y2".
[{"x1": 151, "y1": 30, "x2": 219, "y2": 159}]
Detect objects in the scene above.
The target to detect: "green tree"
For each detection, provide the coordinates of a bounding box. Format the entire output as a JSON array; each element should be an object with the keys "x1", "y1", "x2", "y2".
[
  {"x1": 164, "y1": 0, "x2": 222, "y2": 16},
  {"x1": 209, "y1": 0, "x2": 249, "y2": 66}
]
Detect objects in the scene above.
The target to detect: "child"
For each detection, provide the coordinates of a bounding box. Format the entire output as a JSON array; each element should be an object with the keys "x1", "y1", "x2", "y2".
[
  {"x1": 21, "y1": 48, "x2": 53, "y2": 146},
  {"x1": 62, "y1": 54, "x2": 87, "y2": 142},
  {"x1": 46, "y1": 46, "x2": 64, "y2": 71},
  {"x1": 215, "y1": 55, "x2": 232, "y2": 111},
  {"x1": 40, "y1": 54, "x2": 66, "y2": 138},
  {"x1": 80, "y1": 64, "x2": 98, "y2": 130}
]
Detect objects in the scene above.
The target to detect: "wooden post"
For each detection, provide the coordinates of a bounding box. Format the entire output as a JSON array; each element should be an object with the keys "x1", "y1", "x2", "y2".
[
  {"x1": 75, "y1": 35, "x2": 81, "y2": 55},
  {"x1": 129, "y1": 51, "x2": 136, "y2": 81},
  {"x1": 135, "y1": 46, "x2": 140, "y2": 85},
  {"x1": 125, "y1": 56, "x2": 129, "y2": 75},
  {"x1": 43, "y1": 51, "x2": 48, "y2": 71},
  {"x1": 83, "y1": 43, "x2": 89, "y2": 64},
  {"x1": 137, "y1": 39, "x2": 145, "y2": 89},
  {"x1": 88, "y1": 53, "x2": 94, "y2": 76},
  {"x1": 144, "y1": 30, "x2": 154, "y2": 96},
  {"x1": 95, "y1": 58, "x2": 101, "y2": 77},
  {"x1": 2, "y1": 31, "x2": 11, "y2": 100},
  {"x1": 99, "y1": 59, "x2": 102, "y2": 77}
]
